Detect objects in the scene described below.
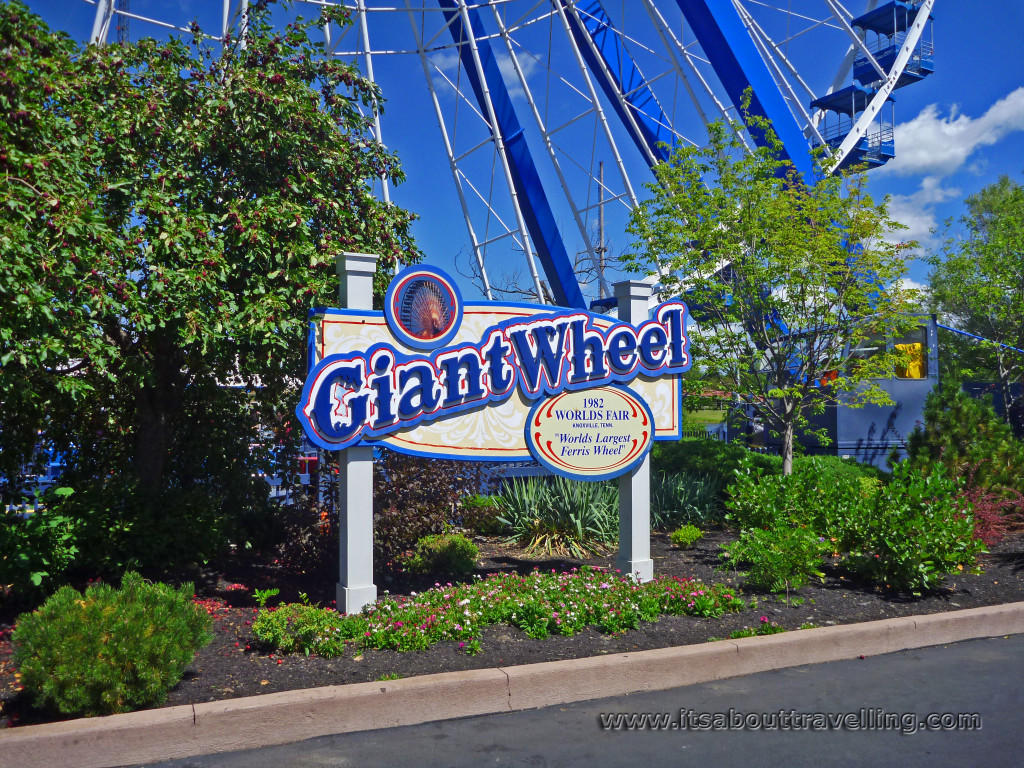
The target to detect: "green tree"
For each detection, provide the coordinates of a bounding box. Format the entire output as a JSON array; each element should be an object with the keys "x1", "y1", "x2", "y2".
[
  {"x1": 0, "y1": 1, "x2": 419, "y2": 572},
  {"x1": 626, "y1": 116, "x2": 918, "y2": 474},
  {"x1": 904, "y1": 382, "x2": 1024, "y2": 496},
  {"x1": 928, "y1": 175, "x2": 1024, "y2": 423}
]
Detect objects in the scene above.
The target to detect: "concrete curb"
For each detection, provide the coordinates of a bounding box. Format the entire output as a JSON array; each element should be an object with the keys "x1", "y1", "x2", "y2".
[{"x1": 3, "y1": 602, "x2": 1023, "y2": 768}]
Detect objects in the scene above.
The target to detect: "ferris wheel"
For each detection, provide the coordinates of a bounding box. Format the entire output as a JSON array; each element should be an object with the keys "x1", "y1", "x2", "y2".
[{"x1": 82, "y1": 0, "x2": 937, "y2": 309}]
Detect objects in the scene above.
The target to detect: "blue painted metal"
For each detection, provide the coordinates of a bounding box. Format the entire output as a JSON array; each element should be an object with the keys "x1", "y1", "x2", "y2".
[
  {"x1": 810, "y1": 84, "x2": 879, "y2": 116},
  {"x1": 810, "y1": 85, "x2": 895, "y2": 170},
  {"x1": 852, "y1": 2, "x2": 935, "y2": 90},
  {"x1": 565, "y1": 0, "x2": 674, "y2": 167},
  {"x1": 834, "y1": 317, "x2": 939, "y2": 468},
  {"x1": 854, "y1": 35, "x2": 934, "y2": 89},
  {"x1": 674, "y1": 0, "x2": 815, "y2": 180},
  {"x1": 937, "y1": 324, "x2": 1024, "y2": 356},
  {"x1": 436, "y1": 0, "x2": 586, "y2": 309},
  {"x1": 851, "y1": 1, "x2": 918, "y2": 35}
]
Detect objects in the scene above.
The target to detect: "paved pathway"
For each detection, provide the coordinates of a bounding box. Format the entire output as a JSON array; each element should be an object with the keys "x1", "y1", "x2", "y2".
[{"x1": 146, "y1": 634, "x2": 1024, "y2": 768}]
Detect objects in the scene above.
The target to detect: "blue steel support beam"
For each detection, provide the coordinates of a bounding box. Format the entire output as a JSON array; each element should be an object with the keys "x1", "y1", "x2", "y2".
[
  {"x1": 437, "y1": 0, "x2": 587, "y2": 309},
  {"x1": 566, "y1": 0, "x2": 674, "y2": 168},
  {"x1": 675, "y1": 0, "x2": 814, "y2": 180},
  {"x1": 937, "y1": 324, "x2": 1024, "y2": 356}
]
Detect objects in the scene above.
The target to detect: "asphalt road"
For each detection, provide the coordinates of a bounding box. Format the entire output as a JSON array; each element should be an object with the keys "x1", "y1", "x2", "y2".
[{"x1": 144, "y1": 634, "x2": 1024, "y2": 768}]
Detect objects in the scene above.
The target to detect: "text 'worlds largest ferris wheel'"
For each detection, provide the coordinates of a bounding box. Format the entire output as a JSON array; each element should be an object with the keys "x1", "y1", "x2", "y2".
[{"x1": 86, "y1": 0, "x2": 937, "y2": 310}]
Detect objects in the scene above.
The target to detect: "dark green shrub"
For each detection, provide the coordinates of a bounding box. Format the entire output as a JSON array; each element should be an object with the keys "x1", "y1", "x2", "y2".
[
  {"x1": 669, "y1": 524, "x2": 703, "y2": 549},
  {"x1": 792, "y1": 454, "x2": 886, "y2": 486},
  {"x1": 458, "y1": 494, "x2": 507, "y2": 535},
  {"x1": 725, "y1": 455, "x2": 870, "y2": 546},
  {"x1": 843, "y1": 463, "x2": 985, "y2": 594},
  {"x1": 905, "y1": 384, "x2": 1024, "y2": 494},
  {"x1": 904, "y1": 384, "x2": 1024, "y2": 544},
  {"x1": 0, "y1": 489, "x2": 78, "y2": 601},
  {"x1": 12, "y1": 572, "x2": 212, "y2": 716},
  {"x1": 651, "y1": 472, "x2": 723, "y2": 528},
  {"x1": 652, "y1": 438, "x2": 884, "y2": 495},
  {"x1": 373, "y1": 449, "x2": 486, "y2": 567},
  {"x1": 42, "y1": 375, "x2": 285, "y2": 578},
  {"x1": 719, "y1": 525, "x2": 826, "y2": 593},
  {"x1": 51, "y1": 476, "x2": 236, "y2": 576},
  {"x1": 498, "y1": 476, "x2": 618, "y2": 558},
  {"x1": 0, "y1": 0, "x2": 418, "y2": 587},
  {"x1": 723, "y1": 461, "x2": 792, "y2": 531},
  {"x1": 651, "y1": 439, "x2": 782, "y2": 488},
  {"x1": 407, "y1": 533, "x2": 479, "y2": 574},
  {"x1": 275, "y1": 489, "x2": 339, "y2": 582}
]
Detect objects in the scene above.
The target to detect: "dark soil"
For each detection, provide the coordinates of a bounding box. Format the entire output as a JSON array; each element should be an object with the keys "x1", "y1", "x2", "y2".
[{"x1": 2, "y1": 528, "x2": 1023, "y2": 729}]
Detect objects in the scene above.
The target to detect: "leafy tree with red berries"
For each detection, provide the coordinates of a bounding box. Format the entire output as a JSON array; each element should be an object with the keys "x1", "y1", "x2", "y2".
[{"x1": 0, "y1": 0, "x2": 419, "y2": 573}]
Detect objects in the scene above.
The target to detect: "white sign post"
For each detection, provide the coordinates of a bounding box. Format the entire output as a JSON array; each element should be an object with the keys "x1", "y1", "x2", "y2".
[
  {"x1": 613, "y1": 280, "x2": 654, "y2": 582},
  {"x1": 335, "y1": 252, "x2": 378, "y2": 614}
]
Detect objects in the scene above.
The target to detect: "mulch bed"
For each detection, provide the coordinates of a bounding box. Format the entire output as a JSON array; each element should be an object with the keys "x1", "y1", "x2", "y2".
[{"x1": 2, "y1": 527, "x2": 1023, "y2": 729}]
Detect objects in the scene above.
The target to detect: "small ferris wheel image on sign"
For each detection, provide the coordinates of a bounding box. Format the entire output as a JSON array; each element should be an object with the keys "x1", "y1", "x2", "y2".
[{"x1": 384, "y1": 266, "x2": 463, "y2": 350}]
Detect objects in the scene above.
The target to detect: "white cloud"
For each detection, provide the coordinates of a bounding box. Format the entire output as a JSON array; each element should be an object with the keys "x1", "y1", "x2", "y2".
[
  {"x1": 881, "y1": 87, "x2": 1024, "y2": 177},
  {"x1": 430, "y1": 49, "x2": 461, "y2": 74},
  {"x1": 895, "y1": 277, "x2": 928, "y2": 294},
  {"x1": 886, "y1": 176, "x2": 961, "y2": 249},
  {"x1": 429, "y1": 49, "x2": 538, "y2": 101}
]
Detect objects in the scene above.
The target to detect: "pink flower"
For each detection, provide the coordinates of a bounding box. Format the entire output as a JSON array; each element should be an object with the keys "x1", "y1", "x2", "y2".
[{"x1": 760, "y1": 615, "x2": 768, "y2": 623}]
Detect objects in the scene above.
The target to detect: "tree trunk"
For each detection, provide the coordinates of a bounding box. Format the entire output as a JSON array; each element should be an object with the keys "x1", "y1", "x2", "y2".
[
  {"x1": 134, "y1": 341, "x2": 185, "y2": 491},
  {"x1": 135, "y1": 394, "x2": 169, "y2": 490},
  {"x1": 997, "y1": 353, "x2": 1014, "y2": 426},
  {"x1": 782, "y1": 419, "x2": 794, "y2": 476}
]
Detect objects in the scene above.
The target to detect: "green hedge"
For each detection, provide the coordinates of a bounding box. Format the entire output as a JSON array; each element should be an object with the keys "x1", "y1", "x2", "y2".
[
  {"x1": 651, "y1": 439, "x2": 781, "y2": 487},
  {"x1": 652, "y1": 438, "x2": 885, "y2": 491},
  {"x1": 13, "y1": 572, "x2": 212, "y2": 716}
]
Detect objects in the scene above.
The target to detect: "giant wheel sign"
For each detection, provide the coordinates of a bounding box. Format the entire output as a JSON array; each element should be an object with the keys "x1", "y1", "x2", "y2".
[{"x1": 297, "y1": 266, "x2": 691, "y2": 480}]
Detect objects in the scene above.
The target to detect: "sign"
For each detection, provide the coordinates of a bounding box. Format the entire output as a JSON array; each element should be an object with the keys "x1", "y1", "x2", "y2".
[
  {"x1": 296, "y1": 266, "x2": 691, "y2": 470},
  {"x1": 526, "y1": 385, "x2": 654, "y2": 481}
]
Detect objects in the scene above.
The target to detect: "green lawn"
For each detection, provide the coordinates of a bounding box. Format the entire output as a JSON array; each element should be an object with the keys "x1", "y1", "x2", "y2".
[{"x1": 685, "y1": 409, "x2": 725, "y2": 425}]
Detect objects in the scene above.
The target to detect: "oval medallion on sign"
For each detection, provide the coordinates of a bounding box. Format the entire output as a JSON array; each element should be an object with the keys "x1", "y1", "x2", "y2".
[{"x1": 525, "y1": 385, "x2": 654, "y2": 481}]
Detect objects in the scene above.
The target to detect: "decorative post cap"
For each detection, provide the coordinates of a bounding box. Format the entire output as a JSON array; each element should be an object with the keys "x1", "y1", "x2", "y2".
[
  {"x1": 336, "y1": 251, "x2": 379, "y2": 278},
  {"x1": 613, "y1": 280, "x2": 653, "y2": 300},
  {"x1": 336, "y1": 251, "x2": 379, "y2": 311}
]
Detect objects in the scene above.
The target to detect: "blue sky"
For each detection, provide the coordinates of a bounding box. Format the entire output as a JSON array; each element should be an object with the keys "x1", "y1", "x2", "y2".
[
  {"x1": 863, "y1": 1, "x2": 1024, "y2": 290},
  {"x1": 21, "y1": 0, "x2": 1024, "y2": 298}
]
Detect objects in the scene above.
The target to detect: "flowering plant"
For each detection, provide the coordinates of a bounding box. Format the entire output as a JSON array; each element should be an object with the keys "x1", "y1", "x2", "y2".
[{"x1": 252, "y1": 566, "x2": 746, "y2": 656}]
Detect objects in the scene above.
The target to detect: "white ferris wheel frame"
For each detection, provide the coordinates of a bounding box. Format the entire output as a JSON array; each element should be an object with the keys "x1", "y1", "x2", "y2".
[{"x1": 85, "y1": 0, "x2": 936, "y2": 304}]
